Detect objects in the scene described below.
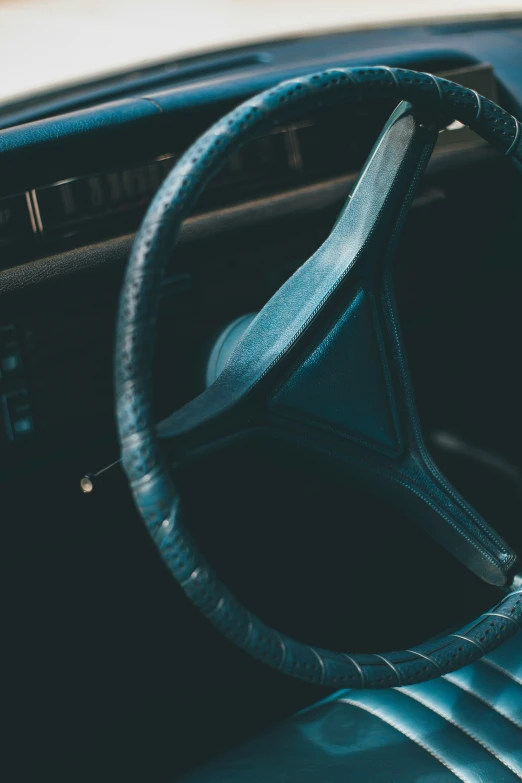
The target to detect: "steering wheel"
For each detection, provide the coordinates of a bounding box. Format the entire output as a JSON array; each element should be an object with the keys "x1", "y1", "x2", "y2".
[{"x1": 115, "y1": 66, "x2": 522, "y2": 689}]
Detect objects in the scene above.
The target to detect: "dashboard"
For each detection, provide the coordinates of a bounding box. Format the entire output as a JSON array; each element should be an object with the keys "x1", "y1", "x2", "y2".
[
  {"x1": 0, "y1": 63, "x2": 493, "y2": 258},
  {"x1": 1, "y1": 18, "x2": 522, "y2": 479}
]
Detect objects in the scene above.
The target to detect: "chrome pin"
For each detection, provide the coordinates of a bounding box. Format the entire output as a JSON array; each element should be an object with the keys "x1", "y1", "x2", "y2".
[{"x1": 80, "y1": 458, "x2": 121, "y2": 493}]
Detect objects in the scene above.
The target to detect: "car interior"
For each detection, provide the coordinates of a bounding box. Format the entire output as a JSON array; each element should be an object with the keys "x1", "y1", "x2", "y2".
[{"x1": 3, "y1": 13, "x2": 522, "y2": 783}]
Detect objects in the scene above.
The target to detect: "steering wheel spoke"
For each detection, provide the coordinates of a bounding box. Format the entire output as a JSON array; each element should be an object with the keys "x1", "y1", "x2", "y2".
[
  {"x1": 266, "y1": 286, "x2": 518, "y2": 586},
  {"x1": 265, "y1": 232, "x2": 518, "y2": 587},
  {"x1": 157, "y1": 102, "x2": 434, "y2": 452}
]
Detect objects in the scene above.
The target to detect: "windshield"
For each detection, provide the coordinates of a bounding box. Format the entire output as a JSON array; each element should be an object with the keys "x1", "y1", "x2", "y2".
[{"x1": 1, "y1": 0, "x2": 521, "y2": 106}]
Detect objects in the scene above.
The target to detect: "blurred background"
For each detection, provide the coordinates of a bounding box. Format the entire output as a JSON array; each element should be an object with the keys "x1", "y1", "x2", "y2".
[{"x1": 0, "y1": 0, "x2": 521, "y2": 106}]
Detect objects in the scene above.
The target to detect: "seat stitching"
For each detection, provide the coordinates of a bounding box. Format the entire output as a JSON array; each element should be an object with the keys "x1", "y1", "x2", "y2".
[
  {"x1": 339, "y1": 696, "x2": 467, "y2": 782},
  {"x1": 398, "y1": 687, "x2": 522, "y2": 779},
  {"x1": 443, "y1": 672, "x2": 522, "y2": 731},
  {"x1": 483, "y1": 657, "x2": 522, "y2": 687}
]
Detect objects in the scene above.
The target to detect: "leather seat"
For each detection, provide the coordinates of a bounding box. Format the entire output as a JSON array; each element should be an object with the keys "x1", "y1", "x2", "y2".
[{"x1": 178, "y1": 631, "x2": 522, "y2": 782}]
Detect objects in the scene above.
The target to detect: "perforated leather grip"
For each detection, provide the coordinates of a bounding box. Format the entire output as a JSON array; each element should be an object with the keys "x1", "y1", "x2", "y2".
[{"x1": 116, "y1": 67, "x2": 522, "y2": 688}]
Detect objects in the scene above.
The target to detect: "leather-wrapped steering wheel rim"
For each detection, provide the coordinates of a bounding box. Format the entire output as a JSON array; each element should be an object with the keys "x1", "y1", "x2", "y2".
[{"x1": 115, "y1": 66, "x2": 522, "y2": 689}]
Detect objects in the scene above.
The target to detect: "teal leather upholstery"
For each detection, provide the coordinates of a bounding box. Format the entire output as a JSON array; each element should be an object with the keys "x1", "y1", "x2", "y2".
[{"x1": 179, "y1": 631, "x2": 522, "y2": 782}]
